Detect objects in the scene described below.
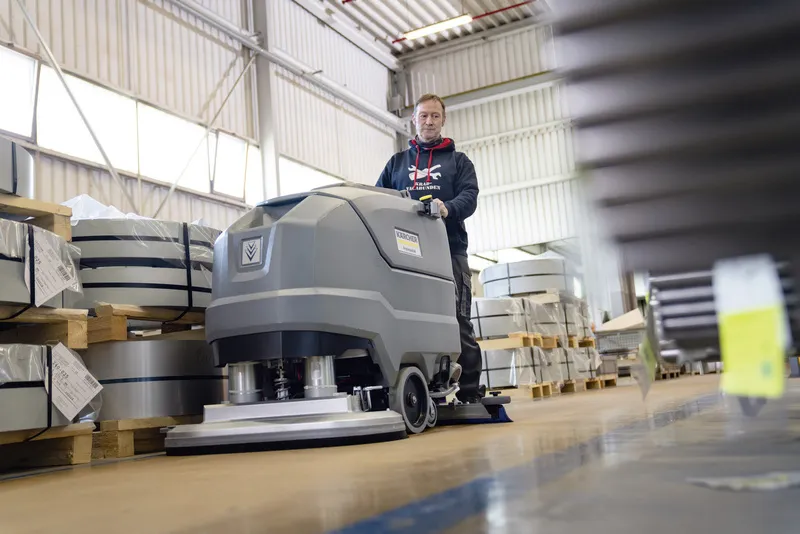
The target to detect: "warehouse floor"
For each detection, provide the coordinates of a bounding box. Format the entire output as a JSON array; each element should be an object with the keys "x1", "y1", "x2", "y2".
[{"x1": 1, "y1": 375, "x2": 798, "y2": 533}]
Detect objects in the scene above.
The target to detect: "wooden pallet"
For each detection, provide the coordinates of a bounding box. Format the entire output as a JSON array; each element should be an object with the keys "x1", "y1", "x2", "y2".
[
  {"x1": 560, "y1": 378, "x2": 587, "y2": 394},
  {"x1": 477, "y1": 332, "x2": 542, "y2": 351},
  {"x1": 88, "y1": 303, "x2": 205, "y2": 344},
  {"x1": 479, "y1": 334, "x2": 591, "y2": 351},
  {"x1": 579, "y1": 338, "x2": 596, "y2": 348},
  {"x1": 656, "y1": 369, "x2": 681, "y2": 380},
  {"x1": 0, "y1": 422, "x2": 93, "y2": 472},
  {"x1": 585, "y1": 374, "x2": 618, "y2": 390},
  {"x1": 529, "y1": 381, "x2": 555, "y2": 399},
  {"x1": 0, "y1": 193, "x2": 72, "y2": 241},
  {"x1": 0, "y1": 306, "x2": 88, "y2": 349},
  {"x1": 538, "y1": 335, "x2": 579, "y2": 349},
  {"x1": 599, "y1": 374, "x2": 618, "y2": 388},
  {"x1": 92, "y1": 415, "x2": 201, "y2": 459}
]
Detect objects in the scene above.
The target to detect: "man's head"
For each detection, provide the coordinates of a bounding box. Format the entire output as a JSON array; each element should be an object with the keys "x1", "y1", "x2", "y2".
[{"x1": 413, "y1": 94, "x2": 446, "y2": 143}]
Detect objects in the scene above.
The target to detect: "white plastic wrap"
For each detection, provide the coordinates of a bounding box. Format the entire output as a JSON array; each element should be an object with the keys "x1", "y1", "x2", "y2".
[
  {"x1": 0, "y1": 344, "x2": 102, "y2": 426},
  {"x1": 471, "y1": 297, "x2": 527, "y2": 339},
  {"x1": 0, "y1": 219, "x2": 83, "y2": 306},
  {"x1": 481, "y1": 347, "x2": 535, "y2": 389},
  {"x1": 61, "y1": 195, "x2": 221, "y2": 310},
  {"x1": 521, "y1": 299, "x2": 570, "y2": 346},
  {"x1": 568, "y1": 347, "x2": 603, "y2": 380},
  {"x1": 62, "y1": 194, "x2": 148, "y2": 222},
  {"x1": 532, "y1": 346, "x2": 565, "y2": 384}
]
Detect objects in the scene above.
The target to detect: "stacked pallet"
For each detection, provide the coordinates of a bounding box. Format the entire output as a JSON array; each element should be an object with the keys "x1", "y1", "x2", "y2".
[
  {"x1": 0, "y1": 343, "x2": 99, "y2": 473},
  {"x1": 82, "y1": 304, "x2": 219, "y2": 460},
  {"x1": 0, "y1": 146, "x2": 104, "y2": 471},
  {"x1": 0, "y1": 194, "x2": 88, "y2": 349},
  {"x1": 471, "y1": 264, "x2": 612, "y2": 397},
  {"x1": 57, "y1": 213, "x2": 226, "y2": 460},
  {"x1": 0, "y1": 423, "x2": 93, "y2": 472}
]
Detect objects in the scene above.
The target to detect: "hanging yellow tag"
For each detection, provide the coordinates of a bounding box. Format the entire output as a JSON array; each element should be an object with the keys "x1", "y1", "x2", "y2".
[
  {"x1": 719, "y1": 307, "x2": 785, "y2": 399},
  {"x1": 713, "y1": 255, "x2": 788, "y2": 399}
]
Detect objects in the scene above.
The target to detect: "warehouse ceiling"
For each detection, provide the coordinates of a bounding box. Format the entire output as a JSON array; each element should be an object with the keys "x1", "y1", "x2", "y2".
[{"x1": 325, "y1": 0, "x2": 546, "y2": 55}]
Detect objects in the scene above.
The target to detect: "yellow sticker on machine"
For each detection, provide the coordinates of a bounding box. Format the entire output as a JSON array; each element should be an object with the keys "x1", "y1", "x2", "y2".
[{"x1": 394, "y1": 228, "x2": 422, "y2": 257}]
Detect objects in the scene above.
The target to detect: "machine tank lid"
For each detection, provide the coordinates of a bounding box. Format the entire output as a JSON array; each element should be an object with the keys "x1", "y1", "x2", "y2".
[{"x1": 257, "y1": 184, "x2": 409, "y2": 208}]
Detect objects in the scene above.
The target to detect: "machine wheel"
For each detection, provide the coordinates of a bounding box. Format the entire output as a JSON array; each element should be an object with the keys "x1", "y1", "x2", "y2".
[
  {"x1": 426, "y1": 397, "x2": 438, "y2": 428},
  {"x1": 390, "y1": 367, "x2": 429, "y2": 434}
]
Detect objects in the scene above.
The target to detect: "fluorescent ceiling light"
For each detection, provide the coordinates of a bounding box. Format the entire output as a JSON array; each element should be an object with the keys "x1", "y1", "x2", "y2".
[{"x1": 404, "y1": 14, "x2": 473, "y2": 41}]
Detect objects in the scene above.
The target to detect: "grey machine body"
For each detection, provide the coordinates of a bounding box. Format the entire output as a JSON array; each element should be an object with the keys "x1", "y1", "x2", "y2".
[
  {"x1": 165, "y1": 184, "x2": 476, "y2": 452},
  {"x1": 206, "y1": 184, "x2": 460, "y2": 384}
]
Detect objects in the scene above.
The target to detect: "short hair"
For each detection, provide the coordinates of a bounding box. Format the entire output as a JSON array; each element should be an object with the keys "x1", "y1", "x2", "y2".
[{"x1": 414, "y1": 94, "x2": 446, "y2": 117}]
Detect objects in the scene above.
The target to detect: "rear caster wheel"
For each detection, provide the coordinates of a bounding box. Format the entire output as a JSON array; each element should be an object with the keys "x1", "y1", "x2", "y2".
[
  {"x1": 426, "y1": 397, "x2": 438, "y2": 428},
  {"x1": 390, "y1": 367, "x2": 429, "y2": 434}
]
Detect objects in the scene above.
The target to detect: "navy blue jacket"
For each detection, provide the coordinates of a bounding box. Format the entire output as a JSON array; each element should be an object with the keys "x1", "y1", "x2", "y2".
[{"x1": 376, "y1": 138, "x2": 479, "y2": 257}]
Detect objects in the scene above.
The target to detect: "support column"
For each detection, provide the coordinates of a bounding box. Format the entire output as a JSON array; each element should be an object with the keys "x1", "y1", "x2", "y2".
[{"x1": 252, "y1": 0, "x2": 281, "y2": 200}]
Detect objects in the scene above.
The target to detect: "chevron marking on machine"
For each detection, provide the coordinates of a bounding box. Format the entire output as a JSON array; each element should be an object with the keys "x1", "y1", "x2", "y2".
[{"x1": 241, "y1": 237, "x2": 262, "y2": 266}]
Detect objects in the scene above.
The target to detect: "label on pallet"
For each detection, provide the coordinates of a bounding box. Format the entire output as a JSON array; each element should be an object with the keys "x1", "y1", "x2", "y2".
[
  {"x1": 44, "y1": 343, "x2": 103, "y2": 420},
  {"x1": 24, "y1": 228, "x2": 79, "y2": 306},
  {"x1": 713, "y1": 255, "x2": 790, "y2": 399}
]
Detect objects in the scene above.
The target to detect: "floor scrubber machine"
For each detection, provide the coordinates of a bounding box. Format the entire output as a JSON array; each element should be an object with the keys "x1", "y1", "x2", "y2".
[{"x1": 165, "y1": 184, "x2": 510, "y2": 454}]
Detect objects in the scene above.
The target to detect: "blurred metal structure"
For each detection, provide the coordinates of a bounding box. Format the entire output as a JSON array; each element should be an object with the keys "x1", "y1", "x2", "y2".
[{"x1": 551, "y1": 0, "x2": 800, "y2": 360}]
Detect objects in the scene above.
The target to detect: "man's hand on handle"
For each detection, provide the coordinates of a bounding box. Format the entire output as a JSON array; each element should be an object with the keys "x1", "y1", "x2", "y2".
[{"x1": 433, "y1": 198, "x2": 448, "y2": 218}]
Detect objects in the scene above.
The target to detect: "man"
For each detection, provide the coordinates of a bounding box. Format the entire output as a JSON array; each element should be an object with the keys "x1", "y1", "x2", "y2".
[{"x1": 376, "y1": 93, "x2": 483, "y2": 403}]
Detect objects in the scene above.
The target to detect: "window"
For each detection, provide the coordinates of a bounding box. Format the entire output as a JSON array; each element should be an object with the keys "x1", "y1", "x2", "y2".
[
  {"x1": 0, "y1": 47, "x2": 37, "y2": 138},
  {"x1": 278, "y1": 157, "x2": 342, "y2": 196},
  {"x1": 213, "y1": 133, "x2": 247, "y2": 198},
  {"x1": 496, "y1": 248, "x2": 536, "y2": 264},
  {"x1": 467, "y1": 255, "x2": 495, "y2": 273},
  {"x1": 573, "y1": 277, "x2": 583, "y2": 299},
  {"x1": 1, "y1": 44, "x2": 256, "y2": 201},
  {"x1": 37, "y1": 66, "x2": 138, "y2": 173},
  {"x1": 244, "y1": 145, "x2": 264, "y2": 206},
  {"x1": 137, "y1": 104, "x2": 215, "y2": 194}
]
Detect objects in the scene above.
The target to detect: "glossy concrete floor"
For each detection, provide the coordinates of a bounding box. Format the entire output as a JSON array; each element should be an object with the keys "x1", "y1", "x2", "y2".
[{"x1": 1, "y1": 375, "x2": 798, "y2": 534}]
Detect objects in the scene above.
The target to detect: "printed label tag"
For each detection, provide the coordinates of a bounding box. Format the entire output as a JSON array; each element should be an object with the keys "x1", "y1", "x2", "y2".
[
  {"x1": 24, "y1": 228, "x2": 78, "y2": 307},
  {"x1": 394, "y1": 228, "x2": 422, "y2": 258},
  {"x1": 713, "y1": 255, "x2": 789, "y2": 399},
  {"x1": 44, "y1": 343, "x2": 103, "y2": 421}
]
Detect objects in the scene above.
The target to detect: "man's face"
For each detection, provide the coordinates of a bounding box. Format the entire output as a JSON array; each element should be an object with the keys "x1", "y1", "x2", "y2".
[{"x1": 414, "y1": 100, "x2": 445, "y2": 143}]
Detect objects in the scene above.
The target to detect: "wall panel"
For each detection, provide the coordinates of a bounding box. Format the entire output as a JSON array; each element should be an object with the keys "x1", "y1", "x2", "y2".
[
  {"x1": 465, "y1": 178, "x2": 580, "y2": 254},
  {"x1": 405, "y1": 25, "x2": 553, "y2": 101},
  {"x1": 34, "y1": 152, "x2": 246, "y2": 229},
  {"x1": 443, "y1": 86, "x2": 577, "y2": 254},
  {"x1": 267, "y1": 0, "x2": 389, "y2": 109},
  {"x1": 271, "y1": 65, "x2": 395, "y2": 188}
]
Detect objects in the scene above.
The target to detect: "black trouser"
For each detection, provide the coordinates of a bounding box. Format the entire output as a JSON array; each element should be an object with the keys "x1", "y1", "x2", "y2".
[{"x1": 451, "y1": 254, "x2": 482, "y2": 400}]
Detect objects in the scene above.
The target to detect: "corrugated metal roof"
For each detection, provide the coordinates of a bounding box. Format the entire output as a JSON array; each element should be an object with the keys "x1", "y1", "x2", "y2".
[{"x1": 326, "y1": 0, "x2": 546, "y2": 55}]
